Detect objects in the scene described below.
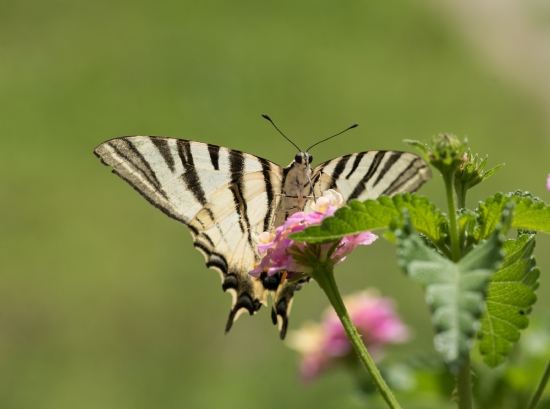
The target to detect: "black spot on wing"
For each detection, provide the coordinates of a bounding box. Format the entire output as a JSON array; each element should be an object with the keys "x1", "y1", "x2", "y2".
[
  {"x1": 271, "y1": 279, "x2": 310, "y2": 340},
  {"x1": 188, "y1": 224, "x2": 199, "y2": 236},
  {"x1": 259, "y1": 272, "x2": 282, "y2": 291},
  {"x1": 225, "y1": 293, "x2": 262, "y2": 333},
  {"x1": 348, "y1": 151, "x2": 386, "y2": 200},
  {"x1": 193, "y1": 241, "x2": 212, "y2": 256},
  {"x1": 177, "y1": 139, "x2": 208, "y2": 206},
  {"x1": 206, "y1": 252, "x2": 228, "y2": 274},
  {"x1": 274, "y1": 298, "x2": 289, "y2": 340},
  {"x1": 222, "y1": 273, "x2": 239, "y2": 291},
  {"x1": 207, "y1": 144, "x2": 220, "y2": 170},
  {"x1": 150, "y1": 138, "x2": 175, "y2": 172}
]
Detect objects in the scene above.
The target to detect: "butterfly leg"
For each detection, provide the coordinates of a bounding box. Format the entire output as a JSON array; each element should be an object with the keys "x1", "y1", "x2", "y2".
[
  {"x1": 275, "y1": 194, "x2": 316, "y2": 199},
  {"x1": 274, "y1": 207, "x2": 300, "y2": 215},
  {"x1": 306, "y1": 172, "x2": 317, "y2": 202}
]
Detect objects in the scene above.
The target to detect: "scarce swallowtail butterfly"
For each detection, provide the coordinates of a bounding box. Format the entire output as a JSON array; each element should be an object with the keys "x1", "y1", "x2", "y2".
[{"x1": 94, "y1": 116, "x2": 431, "y2": 339}]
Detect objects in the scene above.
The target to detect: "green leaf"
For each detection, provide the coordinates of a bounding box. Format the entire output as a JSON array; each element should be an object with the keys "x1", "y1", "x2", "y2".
[
  {"x1": 477, "y1": 234, "x2": 540, "y2": 367},
  {"x1": 458, "y1": 209, "x2": 477, "y2": 253},
  {"x1": 395, "y1": 214, "x2": 504, "y2": 372},
  {"x1": 454, "y1": 150, "x2": 504, "y2": 197},
  {"x1": 475, "y1": 192, "x2": 550, "y2": 241},
  {"x1": 474, "y1": 193, "x2": 510, "y2": 242},
  {"x1": 403, "y1": 139, "x2": 430, "y2": 157},
  {"x1": 291, "y1": 193, "x2": 448, "y2": 246},
  {"x1": 513, "y1": 195, "x2": 550, "y2": 234}
]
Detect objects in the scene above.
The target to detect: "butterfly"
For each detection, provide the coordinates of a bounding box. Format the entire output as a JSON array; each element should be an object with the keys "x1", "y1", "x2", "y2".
[{"x1": 94, "y1": 118, "x2": 431, "y2": 339}]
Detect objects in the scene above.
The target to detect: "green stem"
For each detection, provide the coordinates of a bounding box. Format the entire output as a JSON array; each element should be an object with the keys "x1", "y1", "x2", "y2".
[
  {"x1": 526, "y1": 356, "x2": 550, "y2": 409},
  {"x1": 444, "y1": 171, "x2": 473, "y2": 409},
  {"x1": 456, "y1": 355, "x2": 473, "y2": 409},
  {"x1": 455, "y1": 180, "x2": 467, "y2": 210},
  {"x1": 312, "y1": 263, "x2": 402, "y2": 409},
  {"x1": 443, "y1": 171, "x2": 461, "y2": 262}
]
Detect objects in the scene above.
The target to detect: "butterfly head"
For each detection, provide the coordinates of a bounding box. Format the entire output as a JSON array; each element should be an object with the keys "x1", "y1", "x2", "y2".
[{"x1": 294, "y1": 152, "x2": 313, "y2": 166}]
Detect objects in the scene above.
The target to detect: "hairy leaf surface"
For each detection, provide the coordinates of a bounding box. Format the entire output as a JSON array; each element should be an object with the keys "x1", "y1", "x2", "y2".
[
  {"x1": 291, "y1": 193, "x2": 447, "y2": 245},
  {"x1": 396, "y1": 216, "x2": 504, "y2": 372},
  {"x1": 478, "y1": 234, "x2": 540, "y2": 367}
]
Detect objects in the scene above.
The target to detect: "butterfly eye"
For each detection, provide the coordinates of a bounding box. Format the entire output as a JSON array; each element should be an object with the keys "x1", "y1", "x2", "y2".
[
  {"x1": 308, "y1": 154, "x2": 313, "y2": 164},
  {"x1": 294, "y1": 153, "x2": 303, "y2": 164}
]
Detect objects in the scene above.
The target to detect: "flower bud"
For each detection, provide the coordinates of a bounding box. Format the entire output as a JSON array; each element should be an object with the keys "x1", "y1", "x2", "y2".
[{"x1": 429, "y1": 133, "x2": 467, "y2": 175}]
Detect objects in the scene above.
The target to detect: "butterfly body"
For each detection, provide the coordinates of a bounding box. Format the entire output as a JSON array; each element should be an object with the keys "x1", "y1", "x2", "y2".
[
  {"x1": 94, "y1": 135, "x2": 431, "y2": 338},
  {"x1": 275, "y1": 155, "x2": 315, "y2": 226}
]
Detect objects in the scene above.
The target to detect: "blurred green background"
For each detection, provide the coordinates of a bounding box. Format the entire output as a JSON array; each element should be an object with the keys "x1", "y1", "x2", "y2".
[{"x1": 2, "y1": 1, "x2": 550, "y2": 408}]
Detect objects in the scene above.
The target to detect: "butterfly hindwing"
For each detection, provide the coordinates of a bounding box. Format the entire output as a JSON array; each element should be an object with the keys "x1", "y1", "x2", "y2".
[{"x1": 94, "y1": 136, "x2": 284, "y2": 333}]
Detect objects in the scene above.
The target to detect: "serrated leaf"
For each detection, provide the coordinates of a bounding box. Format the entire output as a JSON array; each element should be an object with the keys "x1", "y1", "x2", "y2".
[
  {"x1": 478, "y1": 234, "x2": 540, "y2": 367},
  {"x1": 396, "y1": 215, "x2": 504, "y2": 372},
  {"x1": 475, "y1": 193, "x2": 510, "y2": 241},
  {"x1": 512, "y1": 196, "x2": 550, "y2": 234},
  {"x1": 475, "y1": 193, "x2": 550, "y2": 241},
  {"x1": 291, "y1": 193, "x2": 448, "y2": 246}
]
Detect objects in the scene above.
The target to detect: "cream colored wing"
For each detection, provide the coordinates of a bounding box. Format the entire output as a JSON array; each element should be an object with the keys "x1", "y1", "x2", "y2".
[
  {"x1": 94, "y1": 136, "x2": 284, "y2": 334},
  {"x1": 312, "y1": 150, "x2": 431, "y2": 201}
]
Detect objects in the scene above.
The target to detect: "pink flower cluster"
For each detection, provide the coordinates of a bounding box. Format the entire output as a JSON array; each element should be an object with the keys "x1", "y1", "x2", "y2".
[
  {"x1": 547, "y1": 174, "x2": 550, "y2": 191},
  {"x1": 287, "y1": 290, "x2": 409, "y2": 381},
  {"x1": 248, "y1": 190, "x2": 378, "y2": 279}
]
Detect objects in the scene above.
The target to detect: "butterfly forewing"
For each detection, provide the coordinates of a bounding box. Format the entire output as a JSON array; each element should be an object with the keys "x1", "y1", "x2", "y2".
[
  {"x1": 313, "y1": 150, "x2": 431, "y2": 202},
  {"x1": 94, "y1": 136, "x2": 286, "y2": 333}
]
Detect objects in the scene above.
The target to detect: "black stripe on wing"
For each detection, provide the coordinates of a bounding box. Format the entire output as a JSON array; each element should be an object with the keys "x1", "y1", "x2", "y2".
[
  {"x1": 382, "y1": 156, "x2": 429, "y2": 195},
  {"x1": 95, "y1": 136, "x2": 292, "y2": 338},
  {"x1": 259, "y1": 157, "x2": 276, "y2": 232},
  {"x1": 271, "y1": 277, "x2": 311, "y2": 340},
  {"x1": 100, "y1": 139, "x2": 168, "y2": 199},
  {"x1": 345, "y1": 152, "x2": 366, "y2": 179},
  {"x1": 207, "y1": 144, "x2": 220, "y2": 170},
  {"x1": 228, "y1": 149, "x2": 254, "y2": 247},
  {"x1": 178, "y1": 140, "x2": 208, "y2": 206},
  {"x1": 327, "y1": 155, "x2": 351, "y2": 189},
  {"x1": 373, "y1": 151, "x2": 404, "y2": 187},
  {"x1": 150, "y1": 138, "x2": 176, "y2": 172},
  {"x1": 191, "y1": 227, "x2": 264, "y2": 334},
  {"x1": 348, "y1": 151, "x2": 386, "y2": 200}
]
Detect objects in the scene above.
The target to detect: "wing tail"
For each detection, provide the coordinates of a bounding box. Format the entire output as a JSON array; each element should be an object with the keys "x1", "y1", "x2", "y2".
[{"x1": 271, "y1": 278, "x2": 311, "y2": 339}]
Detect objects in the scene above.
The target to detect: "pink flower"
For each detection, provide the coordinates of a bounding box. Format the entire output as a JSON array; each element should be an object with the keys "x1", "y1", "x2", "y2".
[
  {"x1": 287, "y1": 290, "x2": 409, "y2": 381},
  {"x1": 249, "y1": 190, "x2": 378, "y2": 279},
  {"x1": 547, "y1": 174, "x2": 550, "y2": 191}
]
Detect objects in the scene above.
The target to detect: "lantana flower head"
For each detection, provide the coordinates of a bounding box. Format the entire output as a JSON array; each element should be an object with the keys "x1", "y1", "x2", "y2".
[
  {"x1": 287, "y1": 290, "x2": 409, "y2": 381},
  {"x1": 248, "y1": 190, "x2": 378, "y2": 279},
  {"x1": 547, "y1": 174, "x2": 550, "y2": 192}
]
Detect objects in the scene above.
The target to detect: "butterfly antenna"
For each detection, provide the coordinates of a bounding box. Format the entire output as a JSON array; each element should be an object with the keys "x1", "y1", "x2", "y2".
[
  {"x1": 262, "y1": 114, "x2": 302, "y2": 152},
  {"x1": 306, "y1": 122, "x2": 359, "y2": 152}
]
